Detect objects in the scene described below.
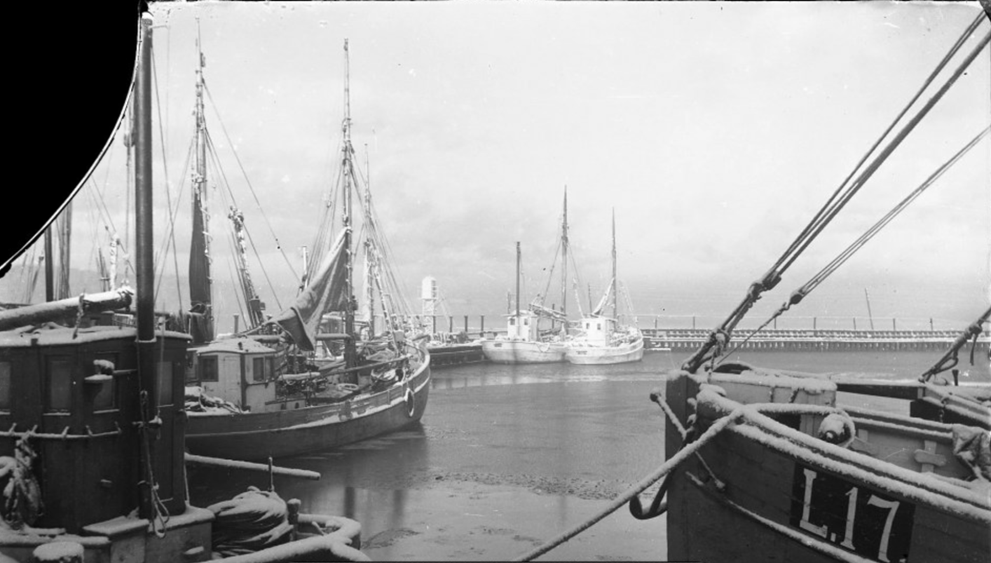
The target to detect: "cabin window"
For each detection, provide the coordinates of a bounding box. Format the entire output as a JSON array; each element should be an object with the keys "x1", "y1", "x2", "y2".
[
  {"x1": 46, "y1": 357, "x2": 73, "y2": 412},
  {"x1": 267, "y1": 357, "x2": 275, "y2": 378},
  {"x1": 509, "y1": 318, "x2": 516, "y2": 326},
  {"x1": 92, "y1": 353, "x2": 117, "y2": 411},
  {"x1": 253, "y1": 357, "x2": 266, "y2": 382},
  {"x1": 0, "y1": 361, "x2": 10, "y2": 412},
  {"x1": 199, "y1": 356, "x2": 218, "y2": 382},
  {"x1": 597, "y1": 322, "x2": 602, "y2": 331},
  {"x1": 157, "y1": 361, "x2": 174, "y2": 406}
]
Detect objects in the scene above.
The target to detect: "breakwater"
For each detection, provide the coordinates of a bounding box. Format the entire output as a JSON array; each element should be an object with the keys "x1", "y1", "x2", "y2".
[{"x1": 641, "y1": 328, "x2": 991, "y2": 352}]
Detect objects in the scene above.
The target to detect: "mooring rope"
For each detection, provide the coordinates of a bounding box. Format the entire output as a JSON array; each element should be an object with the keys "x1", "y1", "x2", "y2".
[{"x1": 512, "y1": 406, "x2": 746, "y2": 562}]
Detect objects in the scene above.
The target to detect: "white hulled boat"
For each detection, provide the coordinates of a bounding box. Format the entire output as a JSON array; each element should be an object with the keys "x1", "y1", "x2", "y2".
[{"x1": 565, "y1": 210, "x2": 644, "y2": 365}]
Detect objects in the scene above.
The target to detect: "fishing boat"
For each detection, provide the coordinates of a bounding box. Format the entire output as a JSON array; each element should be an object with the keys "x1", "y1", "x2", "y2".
[
  {"x1": 481, "y1": 242, "x2": 570, "y2": 364},
  {"x1": 481, "y1": 190, "x2": 578, "y2": 364},
  {"x1": 640, "y1": 14, "x2": 991, "y2": 563},
  {"x1": 183, "y1": 39, "x2": 430, "y2": 462},
  {"x1": 564, "y1": 210, "x2": 644, "y2": 365},
  {"x1": 0, "y1": 14, "x2": 366, "y2": 562}
]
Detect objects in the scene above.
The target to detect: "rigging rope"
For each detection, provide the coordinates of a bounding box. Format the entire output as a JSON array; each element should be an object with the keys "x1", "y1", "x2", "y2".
[
  {"x1": 717, "y1": 125, "x2": 991, "y2": 361},
  {"x1": 919, "y1": 306, "x2": 991, "y2": 383},
  {"x1": 152, "y1": 136, "x2": 193, "y2": 307},
  {"x1": 539, "y1": 236, "x2": 563, "y2": 308},
  {"x1": 204, "y1": 129, "x2": 284, "y2": 313},
  {"x1": 204, "y1": 82, "x2": 300, "y2": 283},
  {"x1": 151, "y1": 44, "x2": 184, "y2": 312},
  {"x1": 683, "y1": 20, "x2": 991, "y2": 373}
]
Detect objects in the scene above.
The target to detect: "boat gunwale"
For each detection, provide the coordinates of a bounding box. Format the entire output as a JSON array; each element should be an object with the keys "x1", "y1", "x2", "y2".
[{"x1": 691, "y1": 383, "x2": 991, "y2": 515}]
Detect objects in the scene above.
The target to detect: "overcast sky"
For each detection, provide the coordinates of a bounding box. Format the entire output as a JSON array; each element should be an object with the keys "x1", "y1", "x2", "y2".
[{"x1": 4, "y1": 1, "x2": 989, "y2": 333}]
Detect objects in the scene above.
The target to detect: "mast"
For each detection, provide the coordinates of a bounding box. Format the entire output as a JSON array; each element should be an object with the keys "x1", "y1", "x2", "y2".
[
  {"x1": 135, "y1": 12, "x2": 157, "y2": 519},
  {"x1": 56, "y1": 203, "x2": 72, "y2": 300},
  {"x1": 363, "y1": 146, "x2": 375, "y2": 337},
  {"x1": 515, "y1": 242, "x2": 521, "y2": 323},
  {"x1": 44, "y1": 227, "x2": 54, "y2": 302},
  {"x1": 229, "y1": 209, "x2": 265, "y2": 328},
  {"x1": 561, "y1": 187, "x2": 568, "y2": 318},
  {"x1": 611, "y1": 208, "x2": 617, "y2": 320},
  {"x1": 342, "y1": 39, "x2": 357, "y2": 368},
  {"x1": 188, "y1": 20, "x2": 214, "y2": 343}
]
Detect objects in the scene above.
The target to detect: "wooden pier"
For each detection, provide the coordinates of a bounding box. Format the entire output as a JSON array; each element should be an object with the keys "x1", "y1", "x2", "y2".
[
  {"x1": 640, "y1": 327, "x2": 991, "y2": 353},
  {"x1": 387, "y1": 314, "x2": 991, "y2": 356}
]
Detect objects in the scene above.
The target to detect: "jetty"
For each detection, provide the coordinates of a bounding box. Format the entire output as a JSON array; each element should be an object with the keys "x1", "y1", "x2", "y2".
[
  {"x1": 640, "y1": 327, "x2": 991, "y2": 352},
  {"x1": 413, "y1": 315, "x2": 990, "y2": 355}
]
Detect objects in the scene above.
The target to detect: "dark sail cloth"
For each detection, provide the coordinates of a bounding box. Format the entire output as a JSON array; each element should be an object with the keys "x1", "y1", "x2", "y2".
[{"x1": 271, "y1": 229, "x2": 349, "y2": 351}]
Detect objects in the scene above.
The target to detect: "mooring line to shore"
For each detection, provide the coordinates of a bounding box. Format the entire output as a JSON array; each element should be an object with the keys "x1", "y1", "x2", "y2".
[{"x1": 511, "y1": 406, "x2": 745, "y2": 561}]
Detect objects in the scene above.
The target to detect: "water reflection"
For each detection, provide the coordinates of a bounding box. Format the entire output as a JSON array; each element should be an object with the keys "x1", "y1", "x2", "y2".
[
  {"x1": 189, "y1": 423, "x2": 430, "y2": 527},
  {"x1": 186, "y1": 347, "x2": 986, "y2": 561}
]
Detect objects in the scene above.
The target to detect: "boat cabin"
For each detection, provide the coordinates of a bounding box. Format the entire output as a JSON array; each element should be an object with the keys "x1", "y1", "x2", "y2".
[
  {"x1": 505, "y1": 311, "x2": 540, "y2": 341},
  {"x1": 0, "y1": 325, "x2": 190, "y2": 533},
  {"x1": 185, "y1": 337, "x2": 278, "y2": 413},
  {"x1": 578, "y1": 315, "x2": 616, "y2": 346}
]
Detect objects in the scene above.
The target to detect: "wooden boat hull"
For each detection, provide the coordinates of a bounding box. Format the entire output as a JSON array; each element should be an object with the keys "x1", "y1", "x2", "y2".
[
  {"x1": 564, "y1": 336, "x2": 644, "y2": 365},
  {"x1": 480, "y1": 339, "x2": 567, "y2": 364},
  {"x1": 185, "y1": 362, "x2": 430, "y2": 461},
  {"x1": 663, "y1": 372, "x2": 991, "y2": 563}
]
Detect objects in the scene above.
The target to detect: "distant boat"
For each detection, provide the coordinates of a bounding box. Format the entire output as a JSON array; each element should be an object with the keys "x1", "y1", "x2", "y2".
[
  {"x1": 481, "y1": 242, "x2": 569, "y2": 364},
  {"x1": 183, "y1": 39, "x2": 430, "y2": 462},
  {"x1": 420, "y1": 276, "x2": 487, "y2": 367},
  {"x1": 565, "y1": 210, "x2": 644, "y2": 365},
  {"x1": 0, "y1": 15, "x2": 365, "y2": 561}
]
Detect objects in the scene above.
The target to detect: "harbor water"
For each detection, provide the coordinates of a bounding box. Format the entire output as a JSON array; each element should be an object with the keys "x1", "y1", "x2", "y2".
[{"x1": 188, "y1": 349, "x2": 990, "y2": 561}]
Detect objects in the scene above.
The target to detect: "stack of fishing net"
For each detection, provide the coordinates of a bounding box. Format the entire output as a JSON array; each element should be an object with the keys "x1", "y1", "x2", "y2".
[
  {"x1": 207, "y1": 486, "x2": 294, "y2": 556},
  {"x1": 184, "y1": 386, "x2": 245, "y2": 414}
]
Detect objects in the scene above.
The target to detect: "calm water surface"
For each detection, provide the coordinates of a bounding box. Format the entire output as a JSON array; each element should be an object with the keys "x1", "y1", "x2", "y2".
[{"x1": 188, "y1": 349, "x2": 990, "y2": 561}]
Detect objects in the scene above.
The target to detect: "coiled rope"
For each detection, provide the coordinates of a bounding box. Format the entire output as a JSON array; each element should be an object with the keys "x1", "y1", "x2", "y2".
[{"x1": 512, "y1": 405, "x2": 746, "y2": 562}]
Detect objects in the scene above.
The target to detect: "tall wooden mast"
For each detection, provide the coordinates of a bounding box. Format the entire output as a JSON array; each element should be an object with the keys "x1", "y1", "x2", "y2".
[
  {"x1": 561, "y1": 187, "x2": 568, "y2": 318},
  {"x1": 135, "y1": 12, "x2": 158, "y2": 519},
  {"x1": 515, "y1": 242, "x2": 521, "y2": 323},
  {"x1": 611, "y1": 208, "x2": 617, "y2": 320},
  {"x1": 188, "y1": 20, "x2": 214, "y2": 342},
  {"x1": 342, "y1": 39, "x2": 357, "y2": 368}
]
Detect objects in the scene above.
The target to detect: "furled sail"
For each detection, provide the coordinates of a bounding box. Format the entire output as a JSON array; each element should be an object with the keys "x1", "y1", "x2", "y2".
[
  {"x1": 271, "y1": 228, "x2": 349, "y2": 351},
  {"x1": 591, "y1": 279, "x2": 614, "y2": 317}
]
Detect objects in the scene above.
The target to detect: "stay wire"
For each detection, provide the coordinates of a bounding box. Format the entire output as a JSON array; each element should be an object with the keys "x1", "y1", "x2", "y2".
[
  {"x1": 769, "y1": 11, "x2": 987, "y2": 279},
  {"x1": 718, "y1": 126, "x2": 991, "y2": 362},
  {"x1": 203, "y1": 81, "x2": 300, "y2": 283},
  {"x1": 685, "y1": 23, "x2": 991, "y2": 372}
]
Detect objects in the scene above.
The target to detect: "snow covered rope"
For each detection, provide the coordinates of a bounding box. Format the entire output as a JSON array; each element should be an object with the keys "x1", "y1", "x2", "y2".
[{"x1": 511, "y1": 406, "x2": 747, "y2": 562}]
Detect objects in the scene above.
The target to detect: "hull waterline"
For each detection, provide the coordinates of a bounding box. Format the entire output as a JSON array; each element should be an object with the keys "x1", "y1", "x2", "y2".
[
  {"x1": 481, "y1": 340, "x2": 567, "y2": 364},
  {"x1": 186, "y1": 363, "x2": 430, "y2": 461}
]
